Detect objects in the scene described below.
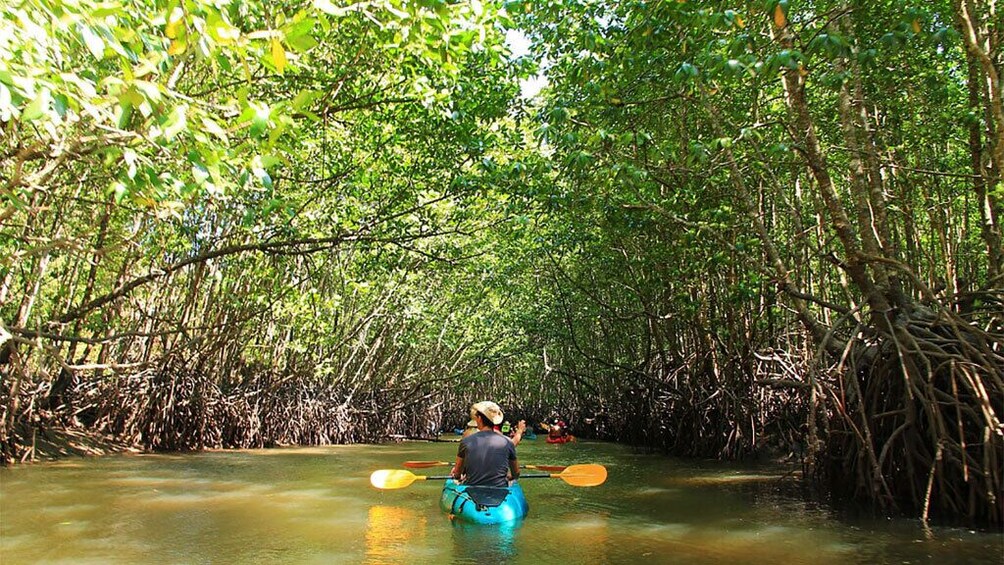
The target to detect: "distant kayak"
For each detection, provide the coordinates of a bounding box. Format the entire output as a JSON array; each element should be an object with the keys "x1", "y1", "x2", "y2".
[{"x1": 440, "y1": 479, "x2": 529, "y2": 525}]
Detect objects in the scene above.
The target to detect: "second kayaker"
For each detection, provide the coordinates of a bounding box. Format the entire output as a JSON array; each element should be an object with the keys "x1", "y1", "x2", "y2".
[
  {"x1": 451, "y1": 400, "x2": 520, "y2": 487},
  {"x1": 461, "y1": 419, "x2": 478, "y2": 437}
]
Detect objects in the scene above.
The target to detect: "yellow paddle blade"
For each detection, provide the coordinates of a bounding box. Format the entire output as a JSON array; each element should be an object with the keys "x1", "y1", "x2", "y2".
[
  {"x1": 370, "y1": 469, "x2": 426, "y2": 489},
  {"x1": 556, "y1": 464, "x2": 607, "y2": 487}
]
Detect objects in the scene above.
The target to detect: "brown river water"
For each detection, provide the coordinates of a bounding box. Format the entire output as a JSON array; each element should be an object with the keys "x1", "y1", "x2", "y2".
[{"x1": 1, "y1": 439, "x2": 1000, "y2": 563}]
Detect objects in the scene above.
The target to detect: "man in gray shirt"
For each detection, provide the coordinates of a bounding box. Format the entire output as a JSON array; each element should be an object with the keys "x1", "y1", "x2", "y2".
[{"x1": 452, "y1": 400, "x2": 520, "y2": 487}]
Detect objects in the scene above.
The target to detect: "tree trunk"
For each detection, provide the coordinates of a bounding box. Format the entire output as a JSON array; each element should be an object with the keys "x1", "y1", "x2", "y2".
[{"x1": 955, "y1": 0, "x2": 1004, "y2": 282}]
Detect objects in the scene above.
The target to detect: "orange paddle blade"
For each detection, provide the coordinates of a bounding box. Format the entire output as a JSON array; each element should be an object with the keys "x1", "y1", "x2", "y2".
[
  {"x1": 555, "y1": 464, "x2": 607, "y2": 487},
  {"x1": 525, "y1": 464, "x2": 567, "y2": 472},
  {"x1": 403, "y1": 461, "x2": 451, "y2": 468}
]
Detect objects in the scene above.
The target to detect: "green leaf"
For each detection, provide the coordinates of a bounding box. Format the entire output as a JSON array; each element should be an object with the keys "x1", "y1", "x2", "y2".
[
  {"x1": 675, "y1": 62, "x2": 698, "y2": 81},
  {"x1": 117, "y1": 102, "x2": 133, "y2": 129},
  {"x1": 260, "y1": 155, "x2": 283, "y2": 169},
  {"x1": 79, "y1": 25, "x2": 106, "y2": 60},
  {"x1": 202, "y1": 116, "x2": 229, "y2": 143},
  {"x1": 287, "y1": 33, "x2": 318, "y2": 52},
  {"x1": 123, "y1": 149, "x2": 138, "y2": 179},
  {"x1": 133, "y1": 81, "x2": 162, "y2": 103},
  {"x1": 549, "y1": 106, "x2": 568, "y2": 123},
  {"x1": 110, "y1": 181, "x2": 128, "y2": 203},
  {"x1": 284, "y1": 16, "x2": 317, "y2": 37},
  {"x1": 313, "y1": 0, "x2": 346, "y2": 16},
  {"x1": 264, "y1": 198, "x2": 283, "y2": 215},
  {"x1": 53, "y1": 93, "x2": 69, "y2": 118},
  {"x1": 162, "y1": 104, "x2": 188, "y2": 141},
  {"x1": 207, "y1": 11, "x2": 240, "y2": 44},
  {"x1": 0, "y1": 83, "x2": 14, "y2": 121},
  {"x1": 21, "y1": 88, "x2": 51, "y2": 122},
  {"x1": 250, "y1": 103, "x2": 271, "y2": 138},
  {"x1": 284, "y1": 17, "x2": 318, "y2": 52},
  {"x1": 291, "y1": 89, "x2": 320, "y2": 111},
  {"x1": 189, "y1": 151, "x2": 210, "y2": 184}
]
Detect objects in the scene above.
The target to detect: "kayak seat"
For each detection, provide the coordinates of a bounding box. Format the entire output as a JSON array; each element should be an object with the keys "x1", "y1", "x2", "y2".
[{"x1": 463, "y1": 486, "x2": 509, "y2": 508}]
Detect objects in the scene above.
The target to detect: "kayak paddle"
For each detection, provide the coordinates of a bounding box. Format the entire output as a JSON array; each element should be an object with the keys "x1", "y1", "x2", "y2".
[
  {"x1": 403, "y1": 460, "x2": 568, "y2": 472},
  {"x1": 371, "y1": 469, "x2": 434, "y2": 489},
  {"x1": 403, "y1": 460, "x2": 451, "y2": 468},
  {"x1": 524, "y1": 464, "x2": 569, "y2": 472},
  {"x1": 519, "y1": 463, "x2": 606, "y2": 486},
  {"x1": 371, "y1": 464, "x2": 606, "y2": 490}
]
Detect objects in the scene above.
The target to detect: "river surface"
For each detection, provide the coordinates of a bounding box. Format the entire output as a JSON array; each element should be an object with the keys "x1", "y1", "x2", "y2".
[{"x1": 1, "y1": 439, "x2": 1000, "y2": 564}]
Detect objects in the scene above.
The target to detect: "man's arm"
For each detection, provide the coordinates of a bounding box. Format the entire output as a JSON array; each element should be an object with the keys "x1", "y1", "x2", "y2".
[
  {"x1": 509, "y1": 457, "x2": 520, "y2": 481},
  {"x1": 452, "y1": 441, "x2": 467, "y2": 480},
  {"x1": 510, "y1": 419, "x2": 526, "y2": 446}
]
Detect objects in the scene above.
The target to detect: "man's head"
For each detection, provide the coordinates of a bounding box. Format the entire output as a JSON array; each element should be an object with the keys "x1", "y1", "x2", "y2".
[{"x1": 470, "y1": 400, "x2": 504, "y2": 426}]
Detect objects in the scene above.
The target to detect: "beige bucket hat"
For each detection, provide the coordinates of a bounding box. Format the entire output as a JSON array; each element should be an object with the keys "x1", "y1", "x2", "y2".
[{"x1": 470, "y1": 401, "x2": 504, "y2": 425}]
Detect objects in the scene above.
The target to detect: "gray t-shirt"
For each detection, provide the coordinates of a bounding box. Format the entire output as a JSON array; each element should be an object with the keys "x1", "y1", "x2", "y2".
[{"x1": 457, "y1": 430, "x2": 516, "y2": 487}]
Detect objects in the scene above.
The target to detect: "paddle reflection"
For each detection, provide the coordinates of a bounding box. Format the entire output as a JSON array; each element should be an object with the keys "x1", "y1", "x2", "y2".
[
  {"x1": 364, "y1": 505, "x2": 423, "y2": 564},
  {"x1": 449, "y1": 518, "x2": 523, "y2": 562}
]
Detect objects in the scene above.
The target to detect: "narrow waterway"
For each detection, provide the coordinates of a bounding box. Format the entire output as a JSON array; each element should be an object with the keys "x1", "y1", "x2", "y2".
[{"x1": 1, "y1": 439, "x2": 999, "y2": 563}]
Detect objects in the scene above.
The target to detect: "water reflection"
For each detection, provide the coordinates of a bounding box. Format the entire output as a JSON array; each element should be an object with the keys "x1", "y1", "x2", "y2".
[
  {"x1": 364, "y1": 505, "x2": 423, "y2": 564},
  {"x1": 449, "y1": 517, "x2": 523, "y2": 563},
  {"x1": 546, "y1": 511, "x2": 610, "y2": 563}
]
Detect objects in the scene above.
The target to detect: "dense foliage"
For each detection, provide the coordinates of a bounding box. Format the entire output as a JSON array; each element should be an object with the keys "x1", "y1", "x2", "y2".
[
  {"x1": 510, "y1": 0, "x2": 1003, "y2": 525},
  {"x1": 2, "y1": 0, "x2": 1001, "y2": 526}
]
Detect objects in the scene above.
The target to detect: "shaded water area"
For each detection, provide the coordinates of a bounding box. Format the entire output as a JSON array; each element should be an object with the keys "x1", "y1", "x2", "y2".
[{"x1": 1, "y1": 439, "x2": 1000, "y2": 564}]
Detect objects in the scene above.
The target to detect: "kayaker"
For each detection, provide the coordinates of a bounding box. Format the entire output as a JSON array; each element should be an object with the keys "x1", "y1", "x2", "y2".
[
  {"x1": 544, "y1": 416, "x2": 576, "y2": 442},
  {"x1": 508, "y1": 419, "x2": 527, "y2": 446},
  {"x1": 545, "y1": 417, "x2": 563, "y2": 440},
  {"x1": 451, "y1": 400, "x2": 520, "y2": 487},
  {"x1": 461, "y1": 419, "x2": 478, "y2": 438},
  {"x1": 488, "y1": 416, "x2": 526, "y2": 445}
]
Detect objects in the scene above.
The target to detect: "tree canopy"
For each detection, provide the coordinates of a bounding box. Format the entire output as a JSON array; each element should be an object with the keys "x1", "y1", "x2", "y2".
[{"x1": 2, "y1": 0, "x2": 1001, "y2": 526}]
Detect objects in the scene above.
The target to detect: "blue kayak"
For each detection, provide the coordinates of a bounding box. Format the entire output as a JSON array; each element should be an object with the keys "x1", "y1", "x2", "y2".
[{"x1": 440, "y1": 479, "x2": 529, "y2": 524}]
